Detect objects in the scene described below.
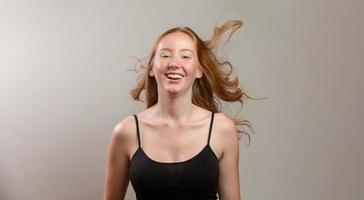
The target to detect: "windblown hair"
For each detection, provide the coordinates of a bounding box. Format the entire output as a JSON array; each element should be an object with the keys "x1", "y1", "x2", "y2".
[{"x1": 130, "y1": 20, "x2": 259, "y2": 143}]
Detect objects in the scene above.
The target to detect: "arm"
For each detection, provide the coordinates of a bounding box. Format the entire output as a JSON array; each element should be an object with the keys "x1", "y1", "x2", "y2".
[
  {"x1": 217, "y1": 114, "x2": 241, "y2": 200},
  {"x1": 103, "y1": 117, "x2": 132, "y2": 200}
]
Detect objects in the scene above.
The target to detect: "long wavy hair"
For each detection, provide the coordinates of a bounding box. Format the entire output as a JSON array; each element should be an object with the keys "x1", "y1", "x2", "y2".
[{"x1": 130, "y1": 20, "x2": 261, "y2": 143}]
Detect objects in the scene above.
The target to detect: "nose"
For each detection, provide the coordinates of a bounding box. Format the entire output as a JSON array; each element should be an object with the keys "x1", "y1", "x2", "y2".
[{"x1": 168, "y1": 56, "x2": 179, "y2": 68}]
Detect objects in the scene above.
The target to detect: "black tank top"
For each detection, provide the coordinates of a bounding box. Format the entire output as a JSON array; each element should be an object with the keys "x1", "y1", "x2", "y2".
[{"x1": 129, "y1": 112, "x2": 219, "y2": 200}]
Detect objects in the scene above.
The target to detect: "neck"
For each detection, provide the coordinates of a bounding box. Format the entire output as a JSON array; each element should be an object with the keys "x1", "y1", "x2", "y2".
[{"x1": 153, "y1": 90, "x2": 195, "y2": 126}]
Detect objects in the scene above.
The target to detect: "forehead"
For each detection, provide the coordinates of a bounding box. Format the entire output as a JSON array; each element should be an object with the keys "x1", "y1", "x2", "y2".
[{"x1": 157, "y1": 32, "x2": 196, "y2": 51}]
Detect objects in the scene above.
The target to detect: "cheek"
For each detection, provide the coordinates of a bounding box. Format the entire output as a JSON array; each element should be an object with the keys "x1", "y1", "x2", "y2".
[
  {"x1": 152, "y1": 63, "x2": 167, "y2": 81},
  {"x1": 153, "y1": 59, "x2": 168, "y2": 71},
  {"x1": 186, "y1": 62, "x2": 200, "y2": 75}
]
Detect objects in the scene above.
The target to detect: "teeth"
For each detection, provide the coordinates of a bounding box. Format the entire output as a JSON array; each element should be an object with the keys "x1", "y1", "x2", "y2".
[{"x1": 166, "y1": 74, "x2": 183, "y2": 79}]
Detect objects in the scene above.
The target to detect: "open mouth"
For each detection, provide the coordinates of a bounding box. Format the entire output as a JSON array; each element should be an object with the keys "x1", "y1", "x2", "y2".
[{"x1": 165, "y1": 73, "x2": 184, "y2": 80}]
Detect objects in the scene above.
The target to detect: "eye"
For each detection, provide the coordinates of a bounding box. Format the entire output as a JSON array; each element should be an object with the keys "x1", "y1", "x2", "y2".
[
  {"x1": 182, "y1": 55, "x2": 191, "y2": 59},
  {"x1": 161, "y1": 54, "x2": 171, "y2": 58}
]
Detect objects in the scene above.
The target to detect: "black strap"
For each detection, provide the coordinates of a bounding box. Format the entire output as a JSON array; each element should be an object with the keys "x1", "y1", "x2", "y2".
[
  {"x1": 207, "y1": 112, "x2": 215, "y2": 145},
  {"x1": 133, "y1": 114, "x2": 141, "y2": 148}
]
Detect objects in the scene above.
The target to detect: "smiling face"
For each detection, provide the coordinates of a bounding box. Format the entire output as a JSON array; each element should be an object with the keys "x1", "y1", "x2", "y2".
[{"x1": 150, "y1": 32, "x2": 203, "y2": 95}]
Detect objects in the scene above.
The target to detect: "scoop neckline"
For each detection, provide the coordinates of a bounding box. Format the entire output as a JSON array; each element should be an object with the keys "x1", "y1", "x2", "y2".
[{"x1": 134, "y1": 144, "x2": 217, "y2": 165}]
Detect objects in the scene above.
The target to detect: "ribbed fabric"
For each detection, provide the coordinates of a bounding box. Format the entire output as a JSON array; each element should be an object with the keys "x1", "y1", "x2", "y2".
[{"x1": 129, "y1": 112, "x2": 219, "y2": 200}]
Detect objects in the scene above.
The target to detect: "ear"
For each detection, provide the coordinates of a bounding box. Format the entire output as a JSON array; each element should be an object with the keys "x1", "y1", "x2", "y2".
[
  {"x1": 149, "y1": 70, "x2": 154, "y2": 77},
  {"x1": 196, "y1": 67, "x2": 203, "y2": 79},
  {"x1": 196, "y1": 72, "x2": 203, "y2": 79}
]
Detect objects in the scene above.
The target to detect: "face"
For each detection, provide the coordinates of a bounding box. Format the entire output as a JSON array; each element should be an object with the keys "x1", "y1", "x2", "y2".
[{"x1": 150, "y1": 32, "x2": 202, "y2": 95}]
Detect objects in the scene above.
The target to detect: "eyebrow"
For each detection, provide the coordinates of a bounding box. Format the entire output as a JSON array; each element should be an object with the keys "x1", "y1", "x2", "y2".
[{"x1": 158, "y1": 48, "x2": 194, "y2": 53}]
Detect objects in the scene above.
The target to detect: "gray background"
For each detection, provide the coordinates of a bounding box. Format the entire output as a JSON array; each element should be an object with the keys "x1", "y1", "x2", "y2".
[{"x1": 1, "y1": 0, "x2": 363, "y2": 199}]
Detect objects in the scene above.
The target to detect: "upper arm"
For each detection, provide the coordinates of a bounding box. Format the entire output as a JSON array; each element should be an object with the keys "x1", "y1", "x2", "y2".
[
  {"x1": 103, "y1": 116, "x2": 134, "y2": 200},
  {"x1": 216, "y1": 113, "x2": 241, "y2": 200}
]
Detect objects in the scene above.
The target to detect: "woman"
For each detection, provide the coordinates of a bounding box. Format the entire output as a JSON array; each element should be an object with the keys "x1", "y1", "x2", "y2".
[{"x1": 103, "y1": 20, "x2": 253, "y2": 200}]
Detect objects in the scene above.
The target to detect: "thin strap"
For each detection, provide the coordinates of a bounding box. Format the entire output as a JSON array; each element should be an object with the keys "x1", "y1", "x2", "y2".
[
  {"x1": 133, "y1": 114, "x2": 141, "y2": 148},
  {"x1": 207, "y1": 112, "x2": 215, "y2": 145}
]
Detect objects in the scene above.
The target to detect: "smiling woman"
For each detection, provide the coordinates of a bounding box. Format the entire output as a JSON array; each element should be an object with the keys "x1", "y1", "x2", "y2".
[
  {"x1": 103, "y1": 20, "x2": 256, "y2": 200},
  {"x1": 150, "y1": 32, "x2": 203, "y2": 95}
]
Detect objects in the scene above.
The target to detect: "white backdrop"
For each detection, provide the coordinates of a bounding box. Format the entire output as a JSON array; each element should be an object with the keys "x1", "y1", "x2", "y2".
[{"x1": 1, "y1": 0, "x2": 363, "y2": 199}]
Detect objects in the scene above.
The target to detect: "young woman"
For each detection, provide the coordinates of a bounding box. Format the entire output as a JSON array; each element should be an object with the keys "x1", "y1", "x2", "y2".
[{"x1": 103, "y1": 20, "x2": 253, "y2": 200}]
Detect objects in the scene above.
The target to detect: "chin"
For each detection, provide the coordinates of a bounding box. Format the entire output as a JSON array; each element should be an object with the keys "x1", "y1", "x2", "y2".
[
  {"x1": 165, "y1": 88, "x2": 181, "y2": 94},
  {"x1": 163, "y1": 86, "x2": 185, "y2": 94},
  {"x1": 161, "y1": 82, "x2": 192, "y2": 95}
]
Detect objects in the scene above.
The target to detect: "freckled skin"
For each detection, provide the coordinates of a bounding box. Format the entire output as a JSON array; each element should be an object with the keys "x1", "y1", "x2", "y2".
[{"x1": 151, "y1": 32, "x2": 202, "y2": 96}]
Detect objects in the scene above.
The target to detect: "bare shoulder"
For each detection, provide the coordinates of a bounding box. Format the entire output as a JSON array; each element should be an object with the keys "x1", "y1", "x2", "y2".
[
  {"x1": 112, "y1": 115, "x2": 135, "y2": 140},
  {"x1": 213, "y1": 113, "x2": 241, "y2": 200},
  {"x1": 108, "y1": 115, "x2": 137, "y2": 156},
  {"x1": 104, "y1": 115, "x2": 137, "y2": 199},
  {"x1": 214, "y1": 112, "x2": 237, "y2": 135},
  {"x1": 213, "y1": 112, "x2": 239, "y2": 152}
]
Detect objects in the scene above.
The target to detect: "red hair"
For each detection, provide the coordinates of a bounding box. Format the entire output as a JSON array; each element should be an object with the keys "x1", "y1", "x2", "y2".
[{"x1": 130, "y1": 20, "x2": 262, "y2": 142}]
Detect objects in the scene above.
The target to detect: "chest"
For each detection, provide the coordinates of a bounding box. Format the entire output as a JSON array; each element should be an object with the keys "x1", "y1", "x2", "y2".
[
  {"x1": 129, "y1": 146, "x2": 219, "y2": 199},
  {"x1": 137, "y1": 120, "x2": 219, "y2": 162}
]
